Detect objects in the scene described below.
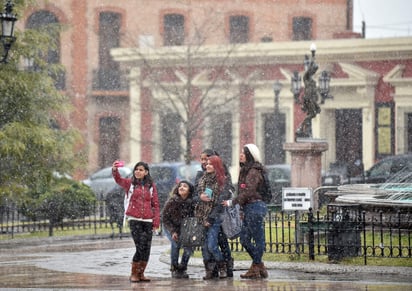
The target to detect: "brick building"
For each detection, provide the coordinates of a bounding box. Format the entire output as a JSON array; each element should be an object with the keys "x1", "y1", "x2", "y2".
[{"x1": 21, "y1": 0, "x2": 412, "y2": 178}]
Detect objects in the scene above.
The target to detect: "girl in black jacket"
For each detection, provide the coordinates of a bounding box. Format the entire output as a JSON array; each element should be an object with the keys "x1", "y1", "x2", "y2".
[{"x1": 162, "y1": 180, "x2": 195, "y2": 278}]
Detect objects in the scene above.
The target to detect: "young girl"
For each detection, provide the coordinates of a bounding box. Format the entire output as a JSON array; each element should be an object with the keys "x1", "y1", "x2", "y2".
[
  {"x1": 162, "y1": 180, "x2": 195, "y2": 278},
  {"x1": 112, "y1": 161, "x2": 160, "y2": 282}
]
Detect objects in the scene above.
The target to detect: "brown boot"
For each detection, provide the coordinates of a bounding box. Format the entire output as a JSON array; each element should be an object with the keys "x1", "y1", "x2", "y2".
[
  {"x1": 218, "y1": 261, "x2": 227, "y2": 278},
  {"x1": 256, "y1": 262, "x2": 268, "y2": 278},
  {"x1": 240, "y1": 263, "x2": 261, "y2": 279},
  {"x1": 203, "y1": 261, "x2": 216, "y2": 280},
  {"x1": 137, "y1": 261, "x2": 151, "y2": 282},
  {"x1": 130, "y1": 262, "x2": 139, "y2": 282}
]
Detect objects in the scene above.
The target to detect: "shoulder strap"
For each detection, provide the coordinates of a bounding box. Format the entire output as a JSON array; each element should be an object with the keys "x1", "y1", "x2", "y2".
[{"x1": 127, "y1": 184, "x2": 135, "y2": 198}]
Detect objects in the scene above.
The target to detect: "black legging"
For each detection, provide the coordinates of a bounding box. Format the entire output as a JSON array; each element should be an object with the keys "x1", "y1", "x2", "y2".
[
  {"x1": 218, "y1": 227, "x2": 232, "y2": 261},
  {"x1": 129, "y1": 220, "x2": 153, "y2": 262}
]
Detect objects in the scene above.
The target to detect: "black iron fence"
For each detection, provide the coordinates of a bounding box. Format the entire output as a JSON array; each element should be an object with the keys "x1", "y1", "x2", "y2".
[
  {"x1": 0, "y1": 200, "x2": 124, "y2": 239},
  {"x1": 220, "y1": 203, "x2": 411, "y2": 265},
  {"x1": 1, "y1": 201, "x2": 411, "y2": 265}
]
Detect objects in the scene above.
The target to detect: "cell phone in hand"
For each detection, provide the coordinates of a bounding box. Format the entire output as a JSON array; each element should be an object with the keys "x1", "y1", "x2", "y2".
[{"x1": 204, "y1": 187, "x2": 213, "y2": 198}]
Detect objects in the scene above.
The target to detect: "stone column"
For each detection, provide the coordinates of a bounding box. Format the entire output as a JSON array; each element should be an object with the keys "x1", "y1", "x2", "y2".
[{"x1": 283, "y1": 139, "x2": 328, "y2": 210}]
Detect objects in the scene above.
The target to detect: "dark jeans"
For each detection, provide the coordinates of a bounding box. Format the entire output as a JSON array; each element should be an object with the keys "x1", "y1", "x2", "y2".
[
  {"x1": 164, "y1": 228, "x2": 193, "y2": 268},
  {"x1": 239, "y1": 201, "x2": 267, "y2": 264},
  {"x1": 129, "y1": 220, "x2": 153, "y2": 262},
  {"x1": 202, "y1": 218, "x2": 224, "y2": 262}
]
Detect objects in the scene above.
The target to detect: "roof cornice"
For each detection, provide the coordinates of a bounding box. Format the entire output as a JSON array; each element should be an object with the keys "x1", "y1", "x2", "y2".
[{"x1": 112, "y1": 37, "x2": 412, "y2": 67}]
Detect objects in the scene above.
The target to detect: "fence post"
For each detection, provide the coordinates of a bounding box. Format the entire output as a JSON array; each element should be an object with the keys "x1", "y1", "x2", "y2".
[
  {"x1": 11, "y1": 202, "x2": 15, "y2": 239},
  {"x1": 308, "y1": 207, "x2": 314, "y2": 260},
  {"x1": 362, "y1": 210, "x2": 367, "y2": 265},
  {"x1": 294, "y1": 210, "x2": 300, "y2": 255}
]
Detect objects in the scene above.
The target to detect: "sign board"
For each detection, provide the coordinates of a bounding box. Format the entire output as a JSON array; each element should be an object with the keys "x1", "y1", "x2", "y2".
[{"x1": 282, "y1": 187, "x2": 312, "y2": 211}]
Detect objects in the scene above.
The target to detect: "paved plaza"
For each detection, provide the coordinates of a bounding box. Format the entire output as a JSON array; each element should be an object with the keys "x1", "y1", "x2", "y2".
[{"x1": 0, "y1": 235, "x2": 411, "y2": 290}]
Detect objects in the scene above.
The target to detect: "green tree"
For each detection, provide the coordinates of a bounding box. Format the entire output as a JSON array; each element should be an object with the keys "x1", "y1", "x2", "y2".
[
  {"x1": 0, "y1": 0, "x2": 83, "y2": 208},
  {"x1": 36, "y1": 177, "x2": 96, "y2": 236}
]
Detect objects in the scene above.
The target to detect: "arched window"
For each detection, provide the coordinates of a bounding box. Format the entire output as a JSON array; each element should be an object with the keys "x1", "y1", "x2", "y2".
[
  {"x1": 161, "y1": 112, "x2": 182, "y2": 161},
  {"x1": 96, "y1": 12, "x2": 121, "y2": 90},
  {"x1": 99, "y1": 117, "x2": 121, "y2": 168},
  {"x1": 263, "y1": 112, "x2": 286, "y2": 164},
  {"x1": 211, "y1": 112, "x2": 233, "y2": 165},
  {"x1": 26, "y1": 10, "x2": 65, "y2": 89}
]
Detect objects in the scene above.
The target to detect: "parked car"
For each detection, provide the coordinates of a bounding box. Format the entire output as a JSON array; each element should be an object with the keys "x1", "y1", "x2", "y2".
[
  {"x1": 322, "y1": 154, "x2": 412, "y2": 186},
  {"x1": 83, "y1": 166, "x2": 132, "y2": 200},
  {"x1": 149, "y1": 161, "x2": 202, "y2": 210},
  {"x1": 266, "y1": 164, "x2": 291, "y2": 205}
]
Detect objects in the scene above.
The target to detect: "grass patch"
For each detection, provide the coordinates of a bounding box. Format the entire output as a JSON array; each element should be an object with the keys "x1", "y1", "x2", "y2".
[
  {"x1": 190, "y1": 249, "x2": 412, "y2": 268},
  {"x1": 0, "y1": 225, "x2": 118, "y2": 240}
]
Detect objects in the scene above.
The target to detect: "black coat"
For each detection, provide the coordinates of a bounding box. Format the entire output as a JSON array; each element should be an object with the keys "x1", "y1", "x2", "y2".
[{"x1": 162, "y1": 193, "x2": 195, "y2": 235}]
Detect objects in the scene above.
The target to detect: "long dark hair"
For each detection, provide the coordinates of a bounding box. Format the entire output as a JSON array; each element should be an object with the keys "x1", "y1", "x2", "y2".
[
  {"x1": 242, "y1": 146, "x2": 255, "y2": 167},
  {"x1": 239, "y1": 146, "x2": 263, "y2": 179},
  {"x1": 131, "y1": 161, "x2": 153, "y2": 186}
]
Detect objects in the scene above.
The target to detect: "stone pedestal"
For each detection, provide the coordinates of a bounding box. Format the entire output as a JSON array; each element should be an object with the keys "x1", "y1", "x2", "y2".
[{"x1": 283, "y1": 139, "x2": 328, "y2": 210}]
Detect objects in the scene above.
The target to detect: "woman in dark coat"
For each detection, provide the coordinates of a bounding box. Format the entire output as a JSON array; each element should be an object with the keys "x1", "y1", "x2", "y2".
[
  {"x1": 223, "y1": 144, "x2": 269, "y2": 279},
  {"x1": 162, "y1": 180, "x2": 195, "y2": 278}
]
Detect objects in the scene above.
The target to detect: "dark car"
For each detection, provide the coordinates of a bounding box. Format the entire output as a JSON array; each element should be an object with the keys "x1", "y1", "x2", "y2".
[
  {"x1": 322, "y1": 154, "x2": 412, "y2": 186},
  {"x1": 149, "y1": 161, "x2": 202, "y2": 210},
  {"x1": 266, "y1": 164, "x2": 291, "y2": 205}
]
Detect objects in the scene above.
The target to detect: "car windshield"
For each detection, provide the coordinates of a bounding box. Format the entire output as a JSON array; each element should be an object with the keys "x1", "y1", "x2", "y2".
[
  {"x1": 150, "y1": 167, "x2": 175, "y2": 183},
  {"x1": 267, "y1": 166, "x2": 290, "y2": 181}
]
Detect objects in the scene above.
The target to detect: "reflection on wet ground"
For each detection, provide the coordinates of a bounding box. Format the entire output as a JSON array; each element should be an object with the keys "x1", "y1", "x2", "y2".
[{"x1": 1, "y1": 236, "x2": 411, "y2": 290}]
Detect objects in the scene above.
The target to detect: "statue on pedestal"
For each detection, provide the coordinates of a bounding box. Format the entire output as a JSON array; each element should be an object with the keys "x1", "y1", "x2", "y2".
[{"x1": 295, "y1": 54, "x2": 321, "y2": 139}]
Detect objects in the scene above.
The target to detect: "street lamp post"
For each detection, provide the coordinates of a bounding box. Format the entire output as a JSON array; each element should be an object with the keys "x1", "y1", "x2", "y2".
[
  {"x1": 273, "y1": 80, "x2": 282, "y2": 115},
  {"x1": 318, "y1": 70, "x2": 333, "y2": 104},
  {"x1": 0, "y1": 0, "x2": 18, "y2": 63},
  {"x1": 272, "y1": 80, "x2": 282, "y2": 163},
  {"x1": 291, "y1": 70, "x2": 301, "y2": 104}
]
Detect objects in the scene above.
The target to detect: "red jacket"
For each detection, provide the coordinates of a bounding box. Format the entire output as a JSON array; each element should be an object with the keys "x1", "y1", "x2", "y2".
[{"x1": 112, "y1": 169, "x2": 160, "y2": 229}]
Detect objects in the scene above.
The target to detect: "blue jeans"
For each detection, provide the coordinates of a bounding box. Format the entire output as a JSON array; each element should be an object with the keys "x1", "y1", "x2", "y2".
[
  {"x1": 202, "y1": 218, "x2": 224, "y2": 262},
  {"x1": 239, "y1": 201, "x2": 267, "y2": 264},
  {"x1": 164, "y1": 229, "x2": 193, "y2": 268}
]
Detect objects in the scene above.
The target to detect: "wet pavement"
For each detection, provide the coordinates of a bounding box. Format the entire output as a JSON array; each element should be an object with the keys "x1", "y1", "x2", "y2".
[{"x1": 1, "y1": 235, "x2": 411, "y2": 290}]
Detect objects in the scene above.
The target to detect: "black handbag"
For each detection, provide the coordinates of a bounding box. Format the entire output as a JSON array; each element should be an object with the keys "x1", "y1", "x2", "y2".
[{"x1": 179, "y1": 217, "x2": 206, "y2": 247}]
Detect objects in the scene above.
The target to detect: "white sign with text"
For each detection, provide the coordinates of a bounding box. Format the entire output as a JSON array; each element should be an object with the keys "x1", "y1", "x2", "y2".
[{"x1": 282, "y1": 187, "x2": 312, "y2": 211}]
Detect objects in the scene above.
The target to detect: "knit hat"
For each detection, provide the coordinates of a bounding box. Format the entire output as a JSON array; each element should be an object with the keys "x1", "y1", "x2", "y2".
[
  {"x1": 178, "y1": 180, "x2": 194, "y2": 196},
  {"x1": 244, "y1": 144, "x2": 261, "y2": 163}
]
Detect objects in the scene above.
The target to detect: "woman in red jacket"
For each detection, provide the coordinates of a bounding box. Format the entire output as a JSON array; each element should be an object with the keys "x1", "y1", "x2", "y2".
[{"x1": 112, "y1": 161, "x2": 160, "y2": 283}]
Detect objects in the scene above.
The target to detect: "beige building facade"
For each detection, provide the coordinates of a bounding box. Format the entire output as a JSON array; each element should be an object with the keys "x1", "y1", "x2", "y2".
[
  {"x1": 113, "y1": 38, "x2": 412, "y2": 176},
  {"x1": 20, "y1": 0, "x2": 412, "y2": 178}
]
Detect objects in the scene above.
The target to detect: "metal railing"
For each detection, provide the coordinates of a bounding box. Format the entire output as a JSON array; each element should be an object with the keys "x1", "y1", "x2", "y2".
[{"x1": 1, "y1": 201, "x2": 411, "y2": 264}]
